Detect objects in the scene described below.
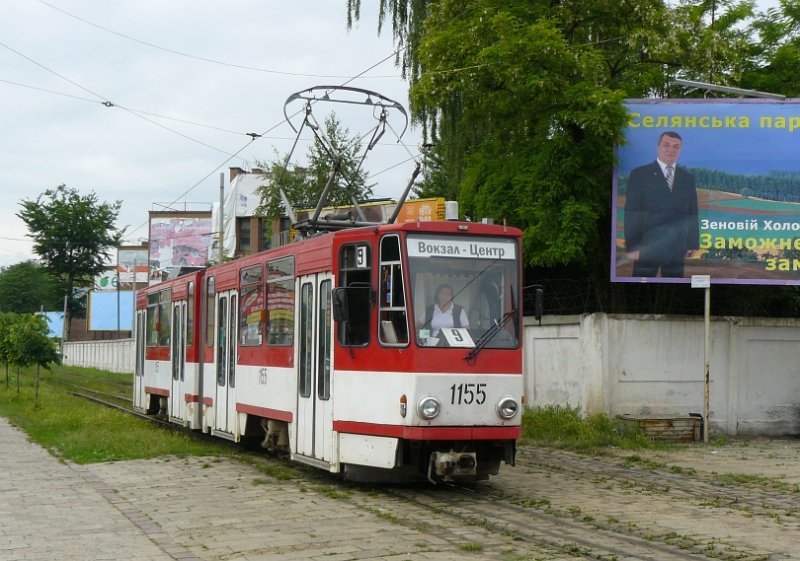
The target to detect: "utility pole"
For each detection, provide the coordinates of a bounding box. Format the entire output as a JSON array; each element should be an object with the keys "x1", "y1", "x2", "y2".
[{"x1": 219, "y1": 172, "x2": 224, "y2": 263}]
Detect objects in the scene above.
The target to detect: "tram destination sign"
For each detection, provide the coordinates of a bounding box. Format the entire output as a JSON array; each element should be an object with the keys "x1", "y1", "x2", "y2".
[{"x1": 408, "y1": 237, "x2": 516, "y2": 260}]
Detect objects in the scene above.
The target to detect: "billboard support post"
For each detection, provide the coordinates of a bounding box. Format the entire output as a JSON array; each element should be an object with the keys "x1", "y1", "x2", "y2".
[
  {"x1": 703, "y1": 285, "x2": 711, "y2": 445},
  {"x1": 692, "y1": 275, "x2": 711, "y2": 444}
]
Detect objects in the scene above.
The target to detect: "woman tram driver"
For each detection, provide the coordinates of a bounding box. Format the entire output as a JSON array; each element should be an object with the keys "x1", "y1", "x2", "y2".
[{"x1": 419, "y1": 284, "x2": 469, "y2": 345}]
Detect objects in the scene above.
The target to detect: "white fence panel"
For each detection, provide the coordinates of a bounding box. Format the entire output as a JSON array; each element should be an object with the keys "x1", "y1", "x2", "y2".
[{"x1": 62, "y1": 339, "x2": 134, "y2": 374}]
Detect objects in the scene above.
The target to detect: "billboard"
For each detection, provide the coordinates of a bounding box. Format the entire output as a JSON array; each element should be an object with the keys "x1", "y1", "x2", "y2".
[
  {"x1": 149, "y1": 211, "x2": 213, "y2": 285},
  {"x1": 88, "y1": 291, "x2": 133, "y2": 331},
  {"x1": 612, "y1": 99, "x2": 800, "y2": 285},
  {"x1": 118, "y1": 246, "x2": 149, "y2": 287}
]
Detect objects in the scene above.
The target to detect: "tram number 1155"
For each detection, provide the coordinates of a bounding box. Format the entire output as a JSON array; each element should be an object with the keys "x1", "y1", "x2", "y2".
[{"x1": 450, "y1": 383, "x2": 487, "y2": 405}]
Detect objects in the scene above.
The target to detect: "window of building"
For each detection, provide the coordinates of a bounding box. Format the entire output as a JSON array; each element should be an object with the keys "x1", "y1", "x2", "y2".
[{"x1": 237, "y1": 217, "x2": 252, "y2": 255}]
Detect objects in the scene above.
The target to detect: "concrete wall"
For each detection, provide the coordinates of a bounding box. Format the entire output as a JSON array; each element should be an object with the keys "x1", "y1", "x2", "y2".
[
  {"x1": 525, "y1": 314, "x2": 800, "y2": 436},
  {"x1": 62, "y1": 339, "x2": 134, "y2": 374},
  {"x1": 62, "y1": 314, "x2": 800, "y2": 436}
]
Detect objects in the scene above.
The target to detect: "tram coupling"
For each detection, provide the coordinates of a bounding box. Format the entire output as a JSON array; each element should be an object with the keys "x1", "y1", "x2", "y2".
[{"x1": 428, "y1": 451, "x2": 477, "y2": 483}]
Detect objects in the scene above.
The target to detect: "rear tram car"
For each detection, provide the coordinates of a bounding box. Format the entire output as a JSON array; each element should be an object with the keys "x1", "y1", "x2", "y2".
[{"x1": 134, "y1": 219, "x2": 524, "y2": 482}]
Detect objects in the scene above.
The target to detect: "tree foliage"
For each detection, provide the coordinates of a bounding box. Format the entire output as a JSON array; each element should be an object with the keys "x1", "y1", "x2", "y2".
[
  {"x1": 0, "y1": 261, "x2": 61, "y2": 314},
  {"x1": 740, "y1": 0, "x2": 800, "y2": 96},
  {"x1": 348, "y1": 0, "x2": 800, "y2": 315},
  {"x1": 0, "y1": 313, "x2": 60, "y2": 397},
  {"x1": 256, "y1": 113, "x2": 373, "y2": 219},
  {"x1": 17, "y1": 185, "x2": 123, "y2": 336}
]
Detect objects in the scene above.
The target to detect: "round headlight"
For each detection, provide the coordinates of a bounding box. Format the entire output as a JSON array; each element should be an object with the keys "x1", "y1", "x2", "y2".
[
  {"x1": 417, "y1": 396, "x2": 441, "y2": 420},
  {"x1": 496, "y1": 396, "x2": 519, "y2": 420}
]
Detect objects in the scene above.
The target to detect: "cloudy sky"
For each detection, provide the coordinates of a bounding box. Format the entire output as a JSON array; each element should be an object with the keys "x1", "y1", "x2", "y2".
[{"x1": 0, "y1": 0, "x2": 419, "y2": 267}]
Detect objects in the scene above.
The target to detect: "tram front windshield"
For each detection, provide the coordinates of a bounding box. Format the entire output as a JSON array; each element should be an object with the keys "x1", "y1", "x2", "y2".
[{"x1": 406, "y1": 233, "x2": 519, "y2": 349}]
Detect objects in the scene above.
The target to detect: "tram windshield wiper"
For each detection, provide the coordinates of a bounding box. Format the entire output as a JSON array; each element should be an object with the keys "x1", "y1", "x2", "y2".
[
  {"x1": 464, "y1": 283, "x2": 518, "y2": 362},
  {"x1": 464, "y1": 309, "x2": 518, "y2": 362}
]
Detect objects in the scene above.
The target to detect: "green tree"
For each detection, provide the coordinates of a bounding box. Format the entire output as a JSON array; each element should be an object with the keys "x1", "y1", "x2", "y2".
[
  {"x1": 0, "y1": 312, "x2": 18, "y2": 389},
  {"x1": 0, "y1": 261, "x2": 62, "y2": 314},
  {"x1": 7, "y1": 314, "x2": 60, "y2": 401},
  {"x1": 255, "y1": 159, "x2": 312, "y2": 220},
  {"x1": 740, "y1": 2, "x2": 800, "y2": 96},
  {"x1": 256, "y1": 113, "x2": 373, "y2": 219},
  {"x1": 17, "y1": 185, "x2": 123, "y2": 339},
  {"x1": 669, "y1": 0, "x2": 756, "y2": 90},
  {"x1": 349, "y1": 1, "x2": 800, "y2": 315},
  {"x1": 378, "y1": 2, "x2": 633, "y2": 265}
]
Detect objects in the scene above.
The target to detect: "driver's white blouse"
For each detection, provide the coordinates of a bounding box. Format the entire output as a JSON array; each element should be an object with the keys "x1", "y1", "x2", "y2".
[{"x1": 428, "y1": 304, "x2": 470, "y2": 337}]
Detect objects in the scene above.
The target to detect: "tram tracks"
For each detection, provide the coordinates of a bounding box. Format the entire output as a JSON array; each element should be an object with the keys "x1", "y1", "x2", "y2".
[
  {"x1": 370, "y1": 442, "x2": 799, "y2": 561},
  {"x1": 70, "y1": 389, "x2": 794, "y2": 560},
  {"x1": 515, "y1": 447, "x2": 800, "y2": 523},
  {"x1": 69, "y1": 386, "x2": 230, "y2": 448},
  {"x1": 374, "y1": 449, "x2": 790, "y2": 561},
  {"x1": 379, "y1": 481, "x2": 718, "y2": 561}
]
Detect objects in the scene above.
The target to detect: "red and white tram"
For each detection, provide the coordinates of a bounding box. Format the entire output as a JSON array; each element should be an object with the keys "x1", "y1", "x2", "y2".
[{"x1": 135, "y1": 219, "x2": 523, "y2": 482}]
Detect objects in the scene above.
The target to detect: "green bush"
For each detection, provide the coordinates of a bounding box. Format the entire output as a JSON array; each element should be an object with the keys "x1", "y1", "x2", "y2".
[{"x1": 520, "y1": 405, "x2": 663, "y2": 451}]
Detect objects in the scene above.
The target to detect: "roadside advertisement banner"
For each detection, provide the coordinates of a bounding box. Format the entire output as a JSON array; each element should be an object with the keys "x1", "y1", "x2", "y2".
[
  {"x1": 88, "y1": 291, "x2": 133, "y2": 331},
  {"x1": 148, "y1": 212, "x2": 213, "y2": 285},
  {"x1": 117, "y1": 247, "x2": 149, "y2": 286},
  {"x1": 612, "y1": 99, "x2": 800, "y2": 285}
]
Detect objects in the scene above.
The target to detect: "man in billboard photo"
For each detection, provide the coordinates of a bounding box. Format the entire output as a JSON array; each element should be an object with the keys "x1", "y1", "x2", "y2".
[{"x1": 624, "y1": 131, "x2": 699, "y2": 277}]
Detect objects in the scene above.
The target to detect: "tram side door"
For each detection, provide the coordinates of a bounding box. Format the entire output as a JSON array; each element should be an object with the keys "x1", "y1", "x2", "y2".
[
  {"x1": 170, "y1": 301, "x2": 187, "y2": 422},
  {"x1": 214, "y1": 290, "x2": 238, "y2": 437},
  {"x1": 295, "y1": 273, "x2": 333, "y2": 461},
  {"x1": 134, "y1": 309, "x2": 146, "y2": 411}
]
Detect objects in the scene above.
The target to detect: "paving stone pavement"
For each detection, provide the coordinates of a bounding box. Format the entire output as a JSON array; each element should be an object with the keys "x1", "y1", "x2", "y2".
[{"x1": 0, "y1": 418, "x2": 535, "y2": 561}]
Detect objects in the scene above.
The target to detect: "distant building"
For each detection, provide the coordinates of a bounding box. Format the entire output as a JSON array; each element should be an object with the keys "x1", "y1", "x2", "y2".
[{"x1": 213, "y1": 167, "x2": 447, "y2": 259}]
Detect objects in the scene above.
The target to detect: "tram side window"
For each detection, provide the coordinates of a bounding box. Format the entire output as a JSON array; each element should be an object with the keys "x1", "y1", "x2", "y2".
[
  {"x1": 378, "y1": 235, "x2": 408, "y2": 346},
  {"x1": 239, "y1": 265, "x2": 264, "y2": 346},
  {"x1": 266, "y1": 257, "x2": 294, "y2": 346},
  {"x1": 337, "y1": 243, "x2": 371, "y2": 346},
  {"x1": 318, "y1": 279, "x2": 332, "y2": 400},
  {"x1": 146, "y1": 293, "x2": 158, "y2": 347},
  {"x1": 158, "y1": 289, "x2": 171, "y2": 347},
  {"x1": 298, "y1": 282, "x2": 312, "y2": 398},
  {"x1": 206, "y1": 276, "x2": 216, "y2": 348},
  {"x1": 187, "y1": 281, "x2": 195, "y2": 347}
]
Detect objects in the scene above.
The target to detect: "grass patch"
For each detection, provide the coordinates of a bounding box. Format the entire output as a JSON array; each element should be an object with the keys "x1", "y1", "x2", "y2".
[
  {"x1": 519, "y1": 405, "x2": 668, "y2": 452},
  {"x1": 0, "y1": 365, "x2": 231, "y2": 463}
]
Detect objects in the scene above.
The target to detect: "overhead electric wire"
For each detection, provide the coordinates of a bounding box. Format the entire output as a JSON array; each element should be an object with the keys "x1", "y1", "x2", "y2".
[
  {"x1": 0, "y1": 77, "x2": 99, "y2": 104},
  {"x1": 34, "y1": 0, "x2": 400, "y2": 80},
  {"x1": 124, "y1": 47, "x2": 411, "y2": 239},
  {"x1": 0, "y1": 38, "x2": 109, "y2": 104},
  {"x1": 0, "y1": 38, "x2": 243, "y2": 157},
  {"x1": 0, "y1": 74, "x2": 305, "y2": 141},
  {"x1": 371, "y1": 154, "x2": 421, "y2": 178}
]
